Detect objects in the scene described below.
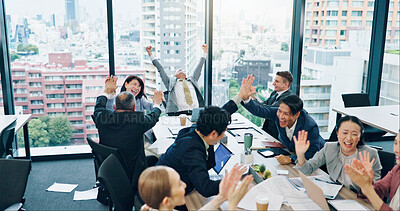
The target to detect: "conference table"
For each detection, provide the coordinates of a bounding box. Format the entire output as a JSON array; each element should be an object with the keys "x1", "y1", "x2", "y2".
[
  {"x1": 0, "y1": 114, "x2": 32, "y2": 159},
  {"x1": 152, "y1": 113, "x2": 374, "y2": 210},
  {"x1": 333, "y1": 105, "x2": 399, "y2": 135}
]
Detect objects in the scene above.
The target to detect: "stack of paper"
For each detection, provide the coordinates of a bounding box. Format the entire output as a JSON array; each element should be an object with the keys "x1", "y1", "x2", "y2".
[{"x1": 46, "y1": 182, "x2": 78, "y2": 193}]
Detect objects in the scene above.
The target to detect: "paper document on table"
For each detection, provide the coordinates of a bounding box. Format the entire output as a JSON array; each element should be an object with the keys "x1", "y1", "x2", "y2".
[
  {"x1": 73, "y1": 188, "x2": 98, "y2": 201},
  {"x1": 238, "y1": 176, "x2": 314, "y2": 210},
  {"x1": 289, "y1": 175, "x2": 342, "y2": 199},
  {"x1": 46, "y1": 182, "x2": 78, "y2": 193},
  {"x1": 148, "y1": 139, "x2": 175, "y2": 154},
  {"x1": 328, "y1": 200, "x2": 369, "y2": 210},
  {"x1": 168, "y1": 127, "x2": 182, "y2": 135}
]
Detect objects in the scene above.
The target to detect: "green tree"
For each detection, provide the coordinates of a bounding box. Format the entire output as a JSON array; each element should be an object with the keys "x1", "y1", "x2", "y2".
[
  {"x1": 229, "y1": 78, "x2": 263, "y2": 127},
  {"x1": 48, "y1": 116, "x2": 74, "y2": 146},
  {"x1": 28, "y1": 119, "x2": 50, "y2": 147},
  {"x1": 17, "y1": 44, "x2": 39, "y2": 54},
  {"x1": 10, "y1": 53, "x2": 20, "y2": 62},
  {"x1": 281, "y1": 42, "x2": 289, "y2": 52}
]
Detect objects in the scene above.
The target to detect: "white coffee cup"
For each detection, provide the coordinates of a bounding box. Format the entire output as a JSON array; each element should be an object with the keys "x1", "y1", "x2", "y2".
[{"x1": 256, "y1": 195, "x2": 269, "y2": 211}]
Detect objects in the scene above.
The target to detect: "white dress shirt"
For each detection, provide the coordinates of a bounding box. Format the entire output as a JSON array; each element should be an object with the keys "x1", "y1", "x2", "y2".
[
  {"x1": 174, "y1": 79, "x2": 199, "y2": 111},
  {"x1": 285, "y1": 119, "x2": 297, "y2": 140}
]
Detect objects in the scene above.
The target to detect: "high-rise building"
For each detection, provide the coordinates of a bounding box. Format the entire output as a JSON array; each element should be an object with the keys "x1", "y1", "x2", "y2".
[
  {"x1": 304, "y1": 0, "x2": 400, "y2": 47},
  {"x1": 65, "y1": 0, "x2": 79, "y2": 31},
  {"x1": 141, "y1": 0, "x2": 198, "y2": 97}
]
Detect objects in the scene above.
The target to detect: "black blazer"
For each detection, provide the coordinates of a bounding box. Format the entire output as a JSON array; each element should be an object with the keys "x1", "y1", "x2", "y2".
[
  {"x1": 257, "y1": 90, "x2": 293, "y2": 139},
  {"x1": 155, "y1": 101, "x2": 236, "y2": 197},
  {"x1": 156, "y1": 125, "x2": 219, "y2": 197},
  {"x1": 93, "y1": 96, "x2": 161, "y2": 189}
]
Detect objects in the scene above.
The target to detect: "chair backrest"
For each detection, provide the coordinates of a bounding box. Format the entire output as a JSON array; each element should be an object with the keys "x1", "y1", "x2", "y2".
[
  {"x1": 86, "y1": 137, "x2": 127, "y2": 180},
  {"x1": 341, "y1": 93, "x2": 371, "y2": 108},
  {"x1": 0, "y1": 119, "x2": 17, "y2": 158},
  {"x1": 377, "y1": 150, "x2": 396, "y2": 178},
  {"x1": 0, "y1": 158, "x2": 31, "y2": 210},
  {"x1": 98, "y1": 154, "x2": 135, "y2": 211}
]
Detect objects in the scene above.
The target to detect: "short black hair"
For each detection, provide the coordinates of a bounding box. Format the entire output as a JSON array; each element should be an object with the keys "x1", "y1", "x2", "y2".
[
  {"x1": 280, "y1": 95, "x2": 303, "y2": 115},
  {"x1": 335, "y1": 115, "x2": 365, "y2": 148},
  {"x1": 276, "y1": 71, "x2": 293, "y2": 85},
  {"x1": 121, "y1": 75, "x2": 147, "y2": 99},
  {"x1": 115, "y1": 91, "x2": 135, "y2": 110},
  {"x1": 196, "y1": 106, "x2": 231, "y2": 136}
]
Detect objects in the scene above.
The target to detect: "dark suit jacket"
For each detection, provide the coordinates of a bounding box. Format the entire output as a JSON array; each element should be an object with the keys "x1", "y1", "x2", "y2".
[
  {"x1": 93, "y1": 96, "x2": 161, "y2": 189},
  {"x1": 156, "y1": 125, "x2": 219, "y2": 197},
  {"x1": 155, "y1": 101, "x2": 236, "y2": 197},
  {"x1": 224, "y1": 99, "x2": 325, "y2": 161},
  {"x1": 256, "y1": 90, "x2": 293, "y2": 139}
]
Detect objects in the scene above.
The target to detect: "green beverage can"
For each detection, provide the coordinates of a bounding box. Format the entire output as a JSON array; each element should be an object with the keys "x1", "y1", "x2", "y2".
[{"x1": 244, "y1": 133, "x2": 253, "y2": 153}]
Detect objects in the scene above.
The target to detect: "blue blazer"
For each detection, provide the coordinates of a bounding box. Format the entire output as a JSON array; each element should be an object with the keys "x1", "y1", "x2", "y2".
[
  {"x1": 225, "y1": 99, "x2": 325, "y2": 161},
  {"x1": 156, "y1": 125, "x2": 219, "y2": 197}
]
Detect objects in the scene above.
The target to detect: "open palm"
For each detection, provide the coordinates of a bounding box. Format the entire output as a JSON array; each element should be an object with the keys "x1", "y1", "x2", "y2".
[{"x1": 294, "y1": 130, "x2": 310, "y2": 155}]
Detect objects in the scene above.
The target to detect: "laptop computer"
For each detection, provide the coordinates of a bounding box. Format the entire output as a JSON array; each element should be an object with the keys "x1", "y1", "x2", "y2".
[
  {"x1": 298, "y1": 170, "x2": 330, "y2": 211},
  {"x1": 210, "y1": 143, "x2": 233, "y2": 180},
  {"x1": 190, "y1": 107, "x2": 204, "y2": 122}
]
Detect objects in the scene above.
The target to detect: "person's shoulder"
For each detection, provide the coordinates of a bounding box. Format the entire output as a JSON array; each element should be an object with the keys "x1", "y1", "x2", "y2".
[{"x1": 360, "y1": 145, "x2": 378, "y2": 154}]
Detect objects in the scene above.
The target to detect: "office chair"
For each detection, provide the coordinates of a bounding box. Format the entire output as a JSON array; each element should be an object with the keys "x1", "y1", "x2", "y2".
[
  {"x1": 98, "y1": 154, "x2": 135, "y2": 211},
  {"x1": 87, "y1": 137, "x2": 128, "y2": 206},
  {"x1": 0, "y1": 158, "x2": 31, "y2": 210},
  {"x1": 377, "y1": 150, "x2": 396, "y2": 179},
  {"x1": 341, "y1": 93, "x2": 387, "y2": 141},
  {"x1": 0, "y1": 119, "x2": 17, "y2": 158}
]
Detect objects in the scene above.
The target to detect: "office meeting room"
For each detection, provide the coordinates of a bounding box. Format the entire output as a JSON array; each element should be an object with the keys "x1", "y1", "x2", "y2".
[{"x1": 0, "y1": 0, "x2": 399, "y2": 210}]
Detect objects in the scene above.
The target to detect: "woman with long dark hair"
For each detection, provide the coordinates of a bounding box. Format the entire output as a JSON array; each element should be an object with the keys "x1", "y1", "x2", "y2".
[
  {"x1": 294, "y1": 115, "x2": 382, "y2": 191},
  {"x1": 106, "y1": 75, "x2": 153, "y2": 112}
]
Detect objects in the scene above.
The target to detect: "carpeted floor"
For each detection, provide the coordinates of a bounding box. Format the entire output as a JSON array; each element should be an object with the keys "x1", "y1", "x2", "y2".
[{"x1": 23, "y1": 158, "x2": 108, "y2": 210}]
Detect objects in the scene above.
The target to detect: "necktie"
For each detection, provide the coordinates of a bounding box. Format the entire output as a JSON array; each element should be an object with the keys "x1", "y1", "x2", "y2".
[{"x1": 182, "y1": 80, "x2": 193, "y2": 106}]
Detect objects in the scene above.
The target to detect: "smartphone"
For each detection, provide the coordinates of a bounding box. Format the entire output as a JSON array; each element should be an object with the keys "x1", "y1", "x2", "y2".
[{"x1": 257, "y1": 149, "x2": 275, "y2": 158}]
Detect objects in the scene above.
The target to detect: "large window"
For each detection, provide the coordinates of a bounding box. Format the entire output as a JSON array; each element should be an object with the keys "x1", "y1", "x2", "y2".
[
  {"x1": 380, "y1": 0, "x2": 400, "y2": 106},
  {"x1": 214, "y1": 0, "x2": 293, "y2": 126},
  {"x1": 301, "y1": 0, "x2": 376, "y2": 138},
  {"x1": 113, "y1": 0, "x2": 205, "y2": 111},
  {"x1": 5, "y1": 0, "x2": 108, "y2": 155}
]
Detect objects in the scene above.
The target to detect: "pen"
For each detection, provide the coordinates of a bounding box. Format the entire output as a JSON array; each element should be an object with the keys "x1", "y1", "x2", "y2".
[{"x1": 314, "y1": 178, "x2": 337, "y2": 185}]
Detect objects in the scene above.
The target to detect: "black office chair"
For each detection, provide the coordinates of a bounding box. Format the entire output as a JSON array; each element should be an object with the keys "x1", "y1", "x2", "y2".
[
  {"x1": 0, "y1": 119, "x2": 17, "y2": 158},
  {"x1": 341, "y1": 93, "x2": 387, "y2": 141},
  {"x1": 0, "y1": 158, "x2": 31, "y2": 210},
  {"x1": 87, "y1": 137, "x2": 128, "y2": 206},
  {"x1": 377, "y1": 150, "x2": 396, "y2": 179},
  {"x1": 98, "y1": 154, "x2": 135, "y2": 211}
]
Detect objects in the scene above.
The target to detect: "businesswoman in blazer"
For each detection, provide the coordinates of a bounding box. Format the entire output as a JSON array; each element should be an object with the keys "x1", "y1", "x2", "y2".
[
  {"x1": 138, "y1": 165, "x2": 253, "y2": 211},
  {"x1": 294, "y1": 115, "x2": 382, "y2": 192},
  {"x1": 106, "y1": 75, "x2": 153, "y2": 112}
]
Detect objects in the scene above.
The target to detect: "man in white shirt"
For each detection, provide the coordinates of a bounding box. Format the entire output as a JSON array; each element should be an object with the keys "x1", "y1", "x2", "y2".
[{"x1": 146, "y1": 45, "x2": 208, "y2": 115}]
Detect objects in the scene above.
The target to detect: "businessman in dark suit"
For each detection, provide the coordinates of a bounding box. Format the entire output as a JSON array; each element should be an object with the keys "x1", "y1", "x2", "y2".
[
  {"x1": 256, "y1": 71, "x2": 294, "y2": 140},
  {"x1": 156, "y1": 106, "x2": 231, "y2": 199},
  {"x1": 93, "y1": 75, "x2": 164, "y2": 194},
  {"x1": 226, "y1": 75, "x2": 325, "y2": 165}
]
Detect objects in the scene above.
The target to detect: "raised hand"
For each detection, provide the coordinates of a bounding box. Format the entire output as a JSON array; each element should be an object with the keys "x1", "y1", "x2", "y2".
[
  {"x1": 202, "y1": 44, "x2": 208, "y2": 53},
  {"x1": 153, "y1": 90, "x2": 164, "y2": 105},
  {"x1": 238, "y1": 75, "x2": 257, "y2": 100},
  {"x1": 293, "y1": 130, "x2": 310, "y2": 155},
  {"x1": 344, "y1": 163, "x2": 373, "y2": 190},
  {"x1": 145, "y1": 46, "x2": 153, "y2": 56},
  {"x1": 104, "y1": 75, "x2": 118, "y2": 95},
  {"x1": 218, "y1": 164, "x2": 247, "y2": 200},
  {"x1": 353, "y1": 151, "x2": 375, "y2": 182},
  {"x1": 228, "y1": 174, "x2": 253, "y2": 210}
]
